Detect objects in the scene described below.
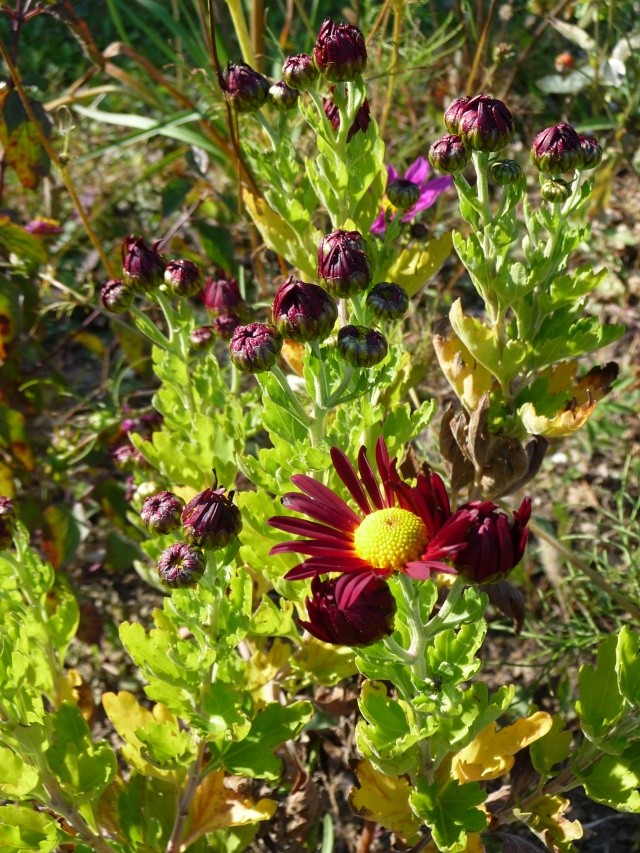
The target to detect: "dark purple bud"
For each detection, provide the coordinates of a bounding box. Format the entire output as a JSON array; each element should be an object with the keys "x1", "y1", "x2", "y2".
[
  {"x1": 190, "y1": 325, "x2": 216, "y2": 350},
  {"x1": 540, "y1": 177, "x2": 572, "y2": 203},
  {"x1": 272, "y1": 277, "x2": 338, "y2": 342},
  {"x1": 337, "y1": 325, "x2": 388, "y2": 367},
  {"x1": 112, "y1": 443, "x2": 147, "y2": 470},
  {"x1": 452, "y1": 497, "x2": 531, "y2": 584},
  {"x1": 298, "y1": 572, "x2": 396, "y2": 647},
  {"x1": 24, "y1": 218, "x2": 62, "y2": 236},
  {"x1": 313, "y1": 18, "x2": 367, "y2": 83},
  {"x1": 577, "y1": 134, "x2": 602, "y2": 170},
  {"x1": 268, "y1": 80, "x2": 299, "y2": 112},
  {"x1": 457, "y1": 95, "x2": 515, "y2": 152},
  {"x1": 323, "y1": 95, "x2": 371, "y2": 142},
  {"x1": 443, "y1": 96, "x2": 470, "y2": 134},
  {"x1": 282, "y1": 53, "x2": 318, "y2": 90},
  {"x1": 157, "y1": 543, "x2": 206, "y2": 588},
  {"x1": 531, "y1": 122, "x2": 582, "y2": 173},
  {"x1": 0, "y1": 496, "x2": 15, "y2": 550},
  {"x1": 212, "y1": 313, "x2": 243, "y2": 340},
  {"x1": 386, "y1": 178, "x2": 420, "y2": 210},
  {"x1": 489, "y1": 159, "x2": 522, "y2": 186},
  {"x1": 221, "y1": 62, "x2": 269, "y2": 113},
  {"x1": 428, "y1": 134, "x2": 470, "y2": 173},
  {"x1": 201, "y1": 273, "x2": 245, "y2": 317},
  {"x1": 317, "y1": 229, "x2": 372, "y2": 298},
  {"x1": 366, "y1": 282, "x2": 408, "y2": 321},
  {"x1": 164, "y1": 259, "x2": 202, "y2": 297},
  {"x1": 141, "y1": 491, "x2": 185, "y2": 534},
  {"x1": 101, "y1": 279, "x2": 134, "y2": 313},
  {"x1": 122, "y1": 236, "x2": 166, "y2": 291},
  {"x1": 229, "y1": 322, "x2": 282, "y2": 373},
  {"x1": 181, "y1": 475, "x2": 242, "y2": 550}
]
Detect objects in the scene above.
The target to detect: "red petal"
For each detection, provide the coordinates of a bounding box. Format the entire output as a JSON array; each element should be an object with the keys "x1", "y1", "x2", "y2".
[
  {"x1": 281, "y1": 493, "x2": 359, "y2": 532},
  {"x1": 268, "y1": 515, "x2": 353, "y2": 543},
  {"x1": 357, "y1": 446, "x2": 384, "y2": 510},
  {"x1": 330, "y1": 447, "x2": 372, "y2": 514}
]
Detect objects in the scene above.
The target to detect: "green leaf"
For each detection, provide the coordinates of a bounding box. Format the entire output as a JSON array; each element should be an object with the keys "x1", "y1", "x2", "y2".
[
  {"x1": 217, "y1": 701, "x2": 313, "y2": 780},
  {"x1": 410, "y1": 778, "x2": 488, "y2": 853},
  {"x1": 530, "y1": 715, "x2": 573, "y2": 777},
  {"x1": 530, "y1": 311, "x2": 624, "y2": 370},
  {"x1": 576, "y1": 743, "x2": 640, "y2": 812},
  {"x1": 616, "y1": 626, "x2": 640, "y2": 705},
  {"x1": 356, "y1": 681, "x2": 424, "y2": 776},
  {"x1": 0, "y1": 746, "x2": 39, "y2": 797},
  {"x1": 196, "y1": 222, "x2": 236, "y2": 271},
  {"x1": 449, "y1": 299, "x2": 527, "y2": 384},
  {"x1": 118, "y1": 774, "x2": 172, "y2": 849},
  {"x1": 426, "y1": 620, "x2": 486, "y2": 685},
  {"x1": 45, "y1": 703, "x2": 117, "y2": 801},
  {"x1": 0, "y1": 806, "x2": 60, "y2": 852},
  {"x1": 576, "y1": 634, "x2": 625, "y2": 745}
]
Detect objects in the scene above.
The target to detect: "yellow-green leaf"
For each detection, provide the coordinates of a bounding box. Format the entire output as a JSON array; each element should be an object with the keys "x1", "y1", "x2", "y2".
[{"x1": 348, "y1": 759, "x2": 422, "y2": 843}]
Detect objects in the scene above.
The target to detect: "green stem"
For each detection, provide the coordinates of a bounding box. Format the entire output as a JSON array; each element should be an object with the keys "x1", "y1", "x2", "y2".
[
  {"x1": 423, "y1": 575, "x2": 468, "y2": 640},
  {"x1": 268, "y1": 364, "x2": 311, "y2": 427},
  {"x1": 224, "y1": 0, "x2": 256, "y2": 66}
]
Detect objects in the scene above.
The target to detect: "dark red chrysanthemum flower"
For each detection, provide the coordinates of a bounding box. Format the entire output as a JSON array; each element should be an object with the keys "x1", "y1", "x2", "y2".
[
  {"x1": 299, "y1": 572, "x2": 396, "y2": 646},
  {"x1": 268, "y1": 438, "x2": 470, "y2": 581}
]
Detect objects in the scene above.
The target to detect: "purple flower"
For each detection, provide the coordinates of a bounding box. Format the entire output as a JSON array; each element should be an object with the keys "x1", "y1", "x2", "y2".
[{"x1": 371, "y1": 157, "x2": 452, "y2": 236}]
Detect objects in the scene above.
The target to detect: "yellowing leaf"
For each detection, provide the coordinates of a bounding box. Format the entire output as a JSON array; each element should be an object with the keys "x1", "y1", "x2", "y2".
[
  {"x1": 291, "y1": 634, "x2": 358, "y2": 686},
  {"x1": 242, "y1": 190, "x2": 318, "y2": 280},
  {"x1": 245, "y1": 638, "x2": 292, "y2": 706},
  {"x1": 423, "y1": 834, "x2": 486, "y2": 852},
  {"x1": 183, "y1": 770, "x2": 277, "y2": 847},
  {"x1": 74, "y1": 331, "x2": 105, "y2": 356},
  {"x1": 0, "y1": 90, "x2": 51, "y2": 189},
  {"x1": 518, "y1": 361, "x2": 618, "y2": 437},
  {"x1": 515, "y1": 794, "x2": 583, "y2": 852},
  {"x1": 386, "y1": 232, "x2": 452, "y2": 297},
  {"x1": 452, "y1": 711, "x2": 553, "y2": 783},
  {"x1": 433, "y1": 322, "x2": 495, "y2": 412},
  {"x1": 348, "y1": 759, "x2": 422, "y2": 843},
  {"x1": 102, "y1": 691, "x2": 183, "y2": 781}
]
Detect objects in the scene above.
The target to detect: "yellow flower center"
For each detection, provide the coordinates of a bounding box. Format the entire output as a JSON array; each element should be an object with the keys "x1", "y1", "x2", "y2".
[{"x1": 353, "y1": 507, "x2": 428, "y2": 571}]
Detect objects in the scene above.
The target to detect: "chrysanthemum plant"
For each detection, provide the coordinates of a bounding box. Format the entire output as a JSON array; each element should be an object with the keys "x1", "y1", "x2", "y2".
[{"x1": 1, "y1": 15, "x2": 638, "y2": 853}]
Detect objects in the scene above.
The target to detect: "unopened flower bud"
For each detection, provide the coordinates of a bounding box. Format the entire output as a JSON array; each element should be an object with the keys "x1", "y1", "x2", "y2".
[
  {"x1": 157, "y1": 543, "x2": 205, "y2": 588},
  {"x1": 182, "y1": 475, "x2": 242, "y2": 550},
  {"x1": 272, "y1": 277, "x2": 338, "y2": 342},
  {"x1": 201, "y1": 273, "x2": 245, "y2": 317},
  {"x1": 101, "y1": 279, "x2": 134, "y2": 313},
  {"x1": 577, "y1": 134, "x2": 602, "y2": 170},
  {"x1": 190, "y1": 325, "x2": 216, "y2": 350},
  {"x1": 313, "y1": 18, "x2": 367, "y2": 82},
  {"x1": 531, "y1": 122, "x2": 582, "y2": 173},
  {"x1": 443, "y1": 96, "x2": 469, "y2": 134},
  {"x1": 221, "y1": 62, "x2": 269, "y2": 113},
  {"x1": 0, "y1": 496, "x2": 15, "y2": 551},
  {"x1": 269, "y1": 80, "x2": 299, "y2": 112},
  {"x1": 164, "y1": 259, "x2": 202, "y2": 297},
  {"x1": 317, "y1": 230, "x2": 372, "y2": 298},
  {"x1": 386, "y1": 179, "x2": 420, "y2": 210},
  {"x1": 490, "y1": 159, "x2": 522, "y2": 186},
  {"x1": 366, "y1": 283, "x2": 408, "y2": 321},
  {"x1": 540, "y1": 177, "x2": 572, "y2": 203},
  {"x1": 428, "y1": 134, "x2": 470, "y2": 173},
  {"x1": 457, "y1": 95, "x2": 515, "y2": 152},
  {"x1": 282, "y1": 53, "x2": 318, "y2": 89},
  {"x1": 453, "y1": 498, "x2": 531, "y2": 584},
  {"x1": 337, "y1": 325, "x2": 388, "y2": 367},
  {"x1": 122, "y1": 236, "x2": 165, "y2": 291},
  {"x1": 212, "y1": 313, "x2": 243, "y2": 340},
  {"x1": 229, "y1": 322, "x2": 282, "y2": 373},
  {"x1": 141, "y1": 491, "x2": 185, "y2": 534},
  {"x1": 299, "y1": 573, "x2": 396, "y2": 647},
  {"x1": 323, "y1": 95, "x2": 371, "y2": 142}
]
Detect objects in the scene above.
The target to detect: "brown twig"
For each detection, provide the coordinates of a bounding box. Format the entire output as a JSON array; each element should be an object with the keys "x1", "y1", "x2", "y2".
[
  {"x1": 465, "y1": 0, "x2": 497, "y2": 95},
  {"x1": 165, "y1": 739, "x2": 207, "y2": 853}
]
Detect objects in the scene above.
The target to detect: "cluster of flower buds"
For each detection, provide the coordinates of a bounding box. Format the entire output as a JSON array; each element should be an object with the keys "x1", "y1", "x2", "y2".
[
  {"x1": 227, "y1": 225, "x2": 409, "y2": 374},
  {"x1": 141, "y1": 474, "x2": 242, "y2": 589},
  {"x1": 104, "y1": 235, "x2": 207, "y2": 309},
  {"x1": 0, "y1": 496, "x2": 16, "y2": 551},
  {"x1": 531, "y1": 122, "x2": 602, "y2": 174}
]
